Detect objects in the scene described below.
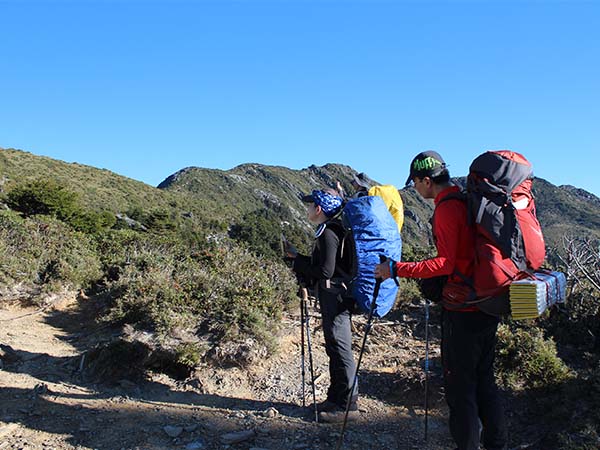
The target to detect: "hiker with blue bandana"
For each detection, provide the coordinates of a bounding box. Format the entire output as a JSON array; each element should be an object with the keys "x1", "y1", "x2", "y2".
[{"x1": 284, "y1": 189, "x2": 359, "y2": 423}]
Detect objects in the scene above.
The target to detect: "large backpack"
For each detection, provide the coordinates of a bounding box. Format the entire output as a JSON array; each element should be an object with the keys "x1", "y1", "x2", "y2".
[
  {"x1": 442, "y1": 150, "x2": 546, "y2": 315},
  {"x1": 367, "y1": 184, "x2": 405, "y2": 233},
  {"x1": 337, "y1": 195, "x2": 402, "y2": 318}
]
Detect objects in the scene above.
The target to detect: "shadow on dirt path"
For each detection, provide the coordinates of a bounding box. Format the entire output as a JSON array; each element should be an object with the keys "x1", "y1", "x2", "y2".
[{"x1": 0, "y1": 298, "x2": 458, "y2": 449}]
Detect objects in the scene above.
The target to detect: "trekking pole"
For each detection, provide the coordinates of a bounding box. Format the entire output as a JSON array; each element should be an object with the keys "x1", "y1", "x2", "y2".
[
  {"x1": 424, "y1": 298, "x2": 430, "y2": 442},
  {"x1": 282, "y1": 233, "x2": 308, "y2": 409},
  {"x1": 300, "y1": 290, "x2": 306, "y2": 408},
  {"x1": 336, "y1": 255, "x2": 386, "y2": 450},
  {"x1": 302, "y1": 287, "x2": 319, "y2": 423}
]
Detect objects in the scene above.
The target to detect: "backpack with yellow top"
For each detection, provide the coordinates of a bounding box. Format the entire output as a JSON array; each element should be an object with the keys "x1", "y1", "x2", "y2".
[
  {"x1": 351, "y1": 173, "x2": 404, "y2": 234},
  {"x1": 367, "y1": 184, "x2": 404, "y2": 233}
]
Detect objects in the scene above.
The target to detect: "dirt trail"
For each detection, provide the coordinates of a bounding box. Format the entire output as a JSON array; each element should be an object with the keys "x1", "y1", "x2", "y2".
[{"x1": 0, "y1": 296, "x2": 453, "y2": 450}]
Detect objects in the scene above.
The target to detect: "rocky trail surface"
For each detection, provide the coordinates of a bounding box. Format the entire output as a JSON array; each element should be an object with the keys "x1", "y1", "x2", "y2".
[{"x1": 0, "y1": 294, "x2": 458, "y2": 450}]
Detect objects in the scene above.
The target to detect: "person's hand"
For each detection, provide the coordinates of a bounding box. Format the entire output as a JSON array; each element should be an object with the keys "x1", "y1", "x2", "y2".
[
  {"x1": 283, "y1": 238, "x2": 298, "y2": 259},
  {"x1": 374, "y1": 261, "x2": 392, "y2": 280}
]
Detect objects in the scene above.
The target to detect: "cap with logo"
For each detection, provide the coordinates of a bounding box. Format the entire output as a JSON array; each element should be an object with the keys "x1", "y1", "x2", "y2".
[{"x1": 405, "y1": 151, "x2": 448, "y2": 186}]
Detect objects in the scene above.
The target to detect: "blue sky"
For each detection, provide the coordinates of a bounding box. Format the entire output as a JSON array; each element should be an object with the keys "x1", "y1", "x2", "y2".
[{"x1": 1, "y1": 1, "x2": 599, "y2": 195}]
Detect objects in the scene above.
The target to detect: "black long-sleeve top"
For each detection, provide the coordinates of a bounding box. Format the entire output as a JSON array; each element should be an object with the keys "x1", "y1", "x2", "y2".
[{"x1": 293, "y1": 223, "x2": 344, "y2": 286}]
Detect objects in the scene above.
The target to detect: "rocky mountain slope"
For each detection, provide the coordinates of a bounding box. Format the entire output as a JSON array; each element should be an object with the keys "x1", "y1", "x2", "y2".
[{"x1": 157, "y1": 160, "x2": 600, "y2": 253}]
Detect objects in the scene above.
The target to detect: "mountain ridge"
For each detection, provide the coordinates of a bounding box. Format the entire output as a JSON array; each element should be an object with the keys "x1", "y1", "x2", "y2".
[{"x1": 3, "y1": 146, "x2": 600, "y2": 251}]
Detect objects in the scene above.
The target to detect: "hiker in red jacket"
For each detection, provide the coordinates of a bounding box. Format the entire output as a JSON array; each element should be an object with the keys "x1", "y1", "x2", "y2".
[{"x1": 375, "y1": 151, "x2": 507, "y2": 450}]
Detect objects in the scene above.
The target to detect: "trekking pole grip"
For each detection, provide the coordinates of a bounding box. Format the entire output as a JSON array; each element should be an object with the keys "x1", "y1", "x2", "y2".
[{"x1": 371, "y1": 254, "x2": 387, "y2": 299}]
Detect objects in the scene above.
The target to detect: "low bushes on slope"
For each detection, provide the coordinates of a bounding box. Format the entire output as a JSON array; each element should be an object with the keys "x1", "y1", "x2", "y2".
[
  {"x1": 496, "y1": 322, "x2": 573, "y2": 390},
  {"x1": 96, "y1": 230, "x2": 298, "y2": 365},
  {"x1": 0, "y1": 210, "x2": 101, "y2": 296}
]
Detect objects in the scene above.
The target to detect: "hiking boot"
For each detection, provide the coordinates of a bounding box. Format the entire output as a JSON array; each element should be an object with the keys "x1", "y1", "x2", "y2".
[
  {"x1": 316, "y1": 400, "x2": 339, "y2": 413},
  {"x1": 318, "y1": 408, "x2": 359, "y2": 424}
]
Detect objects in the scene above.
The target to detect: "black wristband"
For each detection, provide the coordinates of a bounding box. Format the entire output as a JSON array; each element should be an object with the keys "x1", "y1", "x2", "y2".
[{"x1": 389, "y1": 259, "x2": 400, "y2": 286}]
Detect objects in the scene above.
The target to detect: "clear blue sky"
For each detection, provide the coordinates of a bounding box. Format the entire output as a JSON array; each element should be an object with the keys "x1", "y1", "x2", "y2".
[{"x1": 1, "y1": 1, "x2": 599, "y2": 195}]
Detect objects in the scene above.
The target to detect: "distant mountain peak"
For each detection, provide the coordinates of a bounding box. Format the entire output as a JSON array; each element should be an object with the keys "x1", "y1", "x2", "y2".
[
  {"x1": 157, "y1": 166, "x2": 203, "y2": 189},
  {"x1": 559, "y1": 184, "x2": 600, "y2": 206}
]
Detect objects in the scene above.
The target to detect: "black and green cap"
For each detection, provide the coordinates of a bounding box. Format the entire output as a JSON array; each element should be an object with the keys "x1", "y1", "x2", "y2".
[{"x1": 405, "y1": 150, "x2": 448, "y2": 186}]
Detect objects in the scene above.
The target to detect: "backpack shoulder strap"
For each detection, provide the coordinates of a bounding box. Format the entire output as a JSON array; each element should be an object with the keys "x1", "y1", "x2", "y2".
[
  {"x1": 437, "y1": 190, "x2": 467, "y2": 206},
  {"x1": 324, "y1": 217, "x2": 345, "y2": 238},
  {"x1": 430, "y1": 189, "x2": 467, "y2": 229},
  {"x1": 323, "y1": 218, "x2": 353, "y2": 282}
]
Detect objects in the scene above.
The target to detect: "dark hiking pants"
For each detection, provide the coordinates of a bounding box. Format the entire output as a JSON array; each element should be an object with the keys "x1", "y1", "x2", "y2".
[
  {"x1": 442, "y1": 310, "x2": 507, "y2": 450},
  {"x1": 319, "y1": 290, "x2": 358, "y2": 407}
]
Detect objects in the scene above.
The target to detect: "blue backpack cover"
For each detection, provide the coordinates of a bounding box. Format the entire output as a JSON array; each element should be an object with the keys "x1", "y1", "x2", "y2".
[{"x1": 342, "y1": 195, "x2": 402, "y2": 318}]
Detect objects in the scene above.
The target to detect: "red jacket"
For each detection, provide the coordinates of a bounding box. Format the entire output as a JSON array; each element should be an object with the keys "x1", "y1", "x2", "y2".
[{"x1": 394, "y1": 185, "x2": 476, "y2": 310}]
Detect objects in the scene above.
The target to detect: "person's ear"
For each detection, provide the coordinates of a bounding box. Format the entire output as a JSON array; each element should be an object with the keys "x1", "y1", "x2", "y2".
[
  {"x1": 422, "y1": 176, "x2": 432, "y2": 188},
  {"x1": 314, "y1": 204, "x2": 323, "y2": 215}
]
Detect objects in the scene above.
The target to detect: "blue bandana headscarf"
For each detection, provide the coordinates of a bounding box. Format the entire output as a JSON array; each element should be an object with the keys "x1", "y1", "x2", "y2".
[{"x1": 310, "y1": 190, "x2": 343, "y2": 218}]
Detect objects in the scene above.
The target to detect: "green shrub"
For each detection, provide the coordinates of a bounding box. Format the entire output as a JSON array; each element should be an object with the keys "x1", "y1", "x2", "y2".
[
  {"x1": 6, "y1": 178, "x2": 115, "y2": 234},
  {"x1": 541, "y1": 286, "x2": 600, "y2": 353},
  {"x1": 230, "y1": 208, "x2": 310, "y2": 260},
  {"x1": 100, "y1": 234, "x2": 297, "y2": 362},
  {"x1": 123, "y1": 206, "x2": 180, "y2": 232},
  {"x1": 175, "y1": 342, "x2": 204, "y2": 368},
  {"x1": 7, "y1": 178, "x2": 79, "y2": 219},
  {"x1": 230, "y1": 209, "x2": 283, "y2": 259},
  {"x1": 496, "y1": 323, "x2": 573, "y2": 389},
  {"x1": 0, "y1": 210, "x2": 102, "y2": 293},
  {"x1": 539, "y1": 243, "x2": 600, "y2": 351},
  {"x1": 401, "y1": 243, "x2": 435, "y2": 262},
  {"x1": 394, "y1": 278, "x2": 422, "y2": 307},
  {"x1": 189, "y1": 244, "x2": 297, "y2": 340},
  {"x1": 68, "y1": 210, "x2": 117, "y2": 234},
  {"x1": 145, "y1": 208, "x2": 177, "y2": 231}
]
